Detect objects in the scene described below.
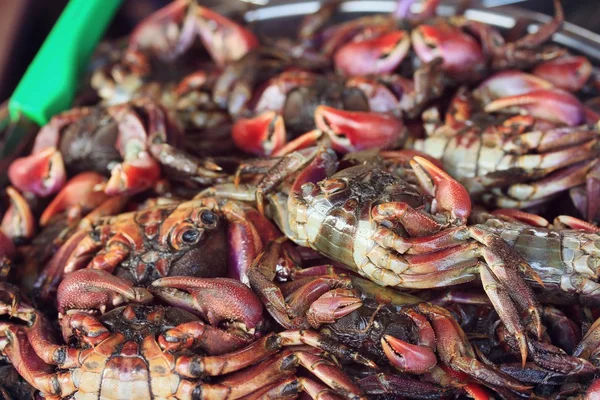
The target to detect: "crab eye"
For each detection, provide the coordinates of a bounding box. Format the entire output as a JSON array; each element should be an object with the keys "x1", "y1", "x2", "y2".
[
  {"x1": 170, "y1": 223, "x2": 203, "y2": 250},
  {"x1": 181, "y1": 229, "x2": 200, "y2": 244},
  {"x1": 200, "y1": 210, "x2": 217, "y2": 225}
]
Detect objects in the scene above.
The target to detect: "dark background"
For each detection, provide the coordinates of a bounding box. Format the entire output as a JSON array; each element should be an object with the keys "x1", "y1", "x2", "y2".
[{"x1": 0, "y1": 0, "x2": 597, "y2": 103}]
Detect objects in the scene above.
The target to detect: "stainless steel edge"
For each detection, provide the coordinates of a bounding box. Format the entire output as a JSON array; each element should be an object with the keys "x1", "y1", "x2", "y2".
[{"x1": 242, "y1": 0, "x2": 600, "y2": 63}]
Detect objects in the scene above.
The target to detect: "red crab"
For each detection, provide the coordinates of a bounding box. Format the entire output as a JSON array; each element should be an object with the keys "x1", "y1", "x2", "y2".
[{"x1": 0, "y1": 275, "x2": 368, "y2": 399}]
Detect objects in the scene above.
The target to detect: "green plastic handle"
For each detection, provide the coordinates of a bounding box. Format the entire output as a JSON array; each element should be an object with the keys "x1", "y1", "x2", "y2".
[{"x1": 8, "y1": 0, "x2": 123, "y2": 126}]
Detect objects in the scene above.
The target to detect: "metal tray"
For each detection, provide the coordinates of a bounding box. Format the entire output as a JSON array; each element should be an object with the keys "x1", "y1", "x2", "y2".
[{"x1": 237, "y1": 0, "x2": 600, "y2": 63}]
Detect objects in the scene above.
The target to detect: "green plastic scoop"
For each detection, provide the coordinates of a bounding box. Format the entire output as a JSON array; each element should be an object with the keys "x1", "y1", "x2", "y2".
[{"x1": 0, "y1": 0, "x2": 122, "y2": 165}]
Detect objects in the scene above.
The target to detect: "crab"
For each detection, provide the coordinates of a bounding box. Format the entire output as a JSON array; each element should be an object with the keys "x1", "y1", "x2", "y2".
[
  {"x1": 33, "y1": 195, "x2": 279, "y2": 302},
  {"x1": 8, "y1": 98, "x2": 229, "y2": 198},
  {"x1": 468, "y1": 209, "x2": 600, "y2": 306},
  {"x1": 0, "y1": 275, "x2": 368, "y2": 400},
  {"x1": 200, "y1": 147, "x2": 549, "y2": 368},
  {"x1": 411, "y1": 76, "x2": 600, "y2": 221},
  {"x1": 300, "y1": 0, "x2": 564, "y2": 80},
  {"x1": 91, "y1": 0, "x2": 258, "y2": 104}
]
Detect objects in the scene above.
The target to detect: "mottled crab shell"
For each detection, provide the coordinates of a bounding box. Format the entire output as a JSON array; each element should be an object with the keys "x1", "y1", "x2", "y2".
[{"x1": 288, "y1": 164, "x2": 424, "y2": 283}]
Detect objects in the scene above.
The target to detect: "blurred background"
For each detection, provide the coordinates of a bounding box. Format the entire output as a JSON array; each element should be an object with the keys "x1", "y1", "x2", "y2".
[{"x1": 0, "y1": 0, "x2": 596, "y2": 103}]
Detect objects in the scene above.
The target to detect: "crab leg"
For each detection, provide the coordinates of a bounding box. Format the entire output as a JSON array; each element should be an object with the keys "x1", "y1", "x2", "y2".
[
  {"x1": 3, "y1": 327, "x2": 77, "y2": 397},
  {"x1": 39, "y1": 172, "x2": 108, "y2": 227},
  {"x1": 358, "y1": 373, "x2": 453, "y2": 399},
  {"x1": 495, "y1": 325, "x2": 595, "y2": 376},
  {"x1": 1, "y1": 187, "x2": 35, "y2": 241},
  {"x1": 159, "y1": 320, "x2": 251, "y2": 355}
]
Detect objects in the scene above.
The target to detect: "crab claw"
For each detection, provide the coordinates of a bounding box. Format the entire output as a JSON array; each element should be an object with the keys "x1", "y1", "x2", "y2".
[
  {"x1": 484, "y1": 88, "x2": 585, "y2": 126},
  {"x1": 57, "y1": 269, "x2": 153, "y2": 315},
  {"x1": 105, "y1": 152, "x2": 161, "y2": 195},
  {"x1": 8, "y1": 147, "x2": 66, "y2": 197},
  {"x1": 151, "y1": 276, "x2": 264, "y2": 335},
  {"x1": 410, "y1": 156, "x2": 471, "y2": 223},
  {"x1": 411, "y1": 23, "x2": 485, "y2": 78},
  {"x1": 382, "y1": 334, "x2": 437, "y2": 374},
  {"x1": 305, "y1": 288, "x2": 362, "y2": 328},
  {"x1": 1, "y1": 187, "x2": 35, "y2": 241},
  {"x1": 474, "y1": 70, "x2": 553, "y2": 104},
  {"x1": 232, "y1": 112, "x2": 286, "y2": 156},
  {"x1": 40, "y1": 172, "x2": 108, "y2": 227},
  {"x1": 334, "y1": 30, "x2": 410, "y2": 77},
  {"x1": 417, "y1": 303, "x2": 533, "y2": 395},
  {"x1": 194, "y1": 5, "x2": 259, "y2": 67},
  {"x1": 533, "y1": 56, "x2": 592, "y2": 93},
  {"x1": 315, "y1": 105, "x2": 405, "y2": 153},
  {"x1": 553, "y1": 215, "x2": 600, "y2": 232}
]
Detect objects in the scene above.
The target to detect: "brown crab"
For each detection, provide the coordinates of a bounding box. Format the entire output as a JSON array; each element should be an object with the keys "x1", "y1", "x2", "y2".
[
  {"x1": 0, "y1": 276, "x2": 367, "y2": 400},
  {"x1": 8, "y1": 98, "x2": 227, "y2": 198},
  {"x1": 33, "y1": 194, "x2": 278, "y2": 302}
]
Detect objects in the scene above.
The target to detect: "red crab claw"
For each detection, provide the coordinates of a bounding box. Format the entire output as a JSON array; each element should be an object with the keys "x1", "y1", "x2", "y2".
[
  {"x1": 104, "y1": 102, "x2": 165, "y2": 195},
  {"x1": 150, "y1": 276, "x2": 264, "y2": 335},
  {"x1": 484, "y1": 88, "x2": 585, "y2": 126},
  {"x1": 39, "y1": 172, "x2": 108, "y2": 227},
  {"x1": 411, "y1": 23, "x2": 485, "y2": 78},
  {"x1": 104, "y1": 152, "x2": 161, "y2": 195},
  {"x1": 382, "y1": 308, "x2": 437, "y2": 374},
  {"x1": 128, "y1": 0, "x2": 193, "y2": 61},
  {"x1": 491, "y1": 209, "x2": 549, "y2": 227},
  {"x1": 417, "y1": 303, "x2": 533, "y2": 396},
  {"x1": 382, "y1": 335, "x2": 437, "y2": 374},
  {"x1": 56, "y1": 269, "x2": 153, "y2": 315},
  {"x1": 533, "y1": 56, "x2": 592, "y2": 93},
  {"x1": 254, "y1": 71, "x2": 319, "y2": 115},
  {"x1": 305, "y1": 288, "x2": 362, "y2": 328},
  {"x1": 474, "y1": 70, "x2": 553, "y2": 104},
  {"x1": 8, "y1": 147, "x2": 66, "y2": 197},
  {"x1": 315, "y1": 105, "x2": 406, "y2": 153},
  {"x1": 334, "y1": 30, "x2": 410, "y2": 77},
  {"x1": 410, "y1": 156, "x2": 471, "y2": 223},
  {"x1": 553, "y1": 215, "x2": 600, "y2": 232},
  {"x1": 345, "y1": 76, "x2": 404, "y2": 113},
  {"x1": 232, "y1": 111, "x2": 286, "y2": 156},
  {"x1": 1, "y1": 187, "x2": 35, "y2": 241},
  {"x1": 194, "y1": 5, "x2": 259, "y2": 67}
]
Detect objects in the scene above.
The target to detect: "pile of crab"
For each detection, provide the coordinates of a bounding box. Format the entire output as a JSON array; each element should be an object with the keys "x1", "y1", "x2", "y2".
[{"x1": 3, "y1": 0, "x2": 600, "y2": 399}]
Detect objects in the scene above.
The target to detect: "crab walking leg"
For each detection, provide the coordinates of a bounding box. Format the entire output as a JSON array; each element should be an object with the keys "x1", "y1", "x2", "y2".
[
  {"x1": 173, "y1": 329, "x2": 374, "y2": 377},
  {"x1": 158, "y1": 320, "x2": 252, "y2": 355},
  {"x1": 3, "y1": 327, "x2": 78, "y2": 398},
  {"x1": 219, "y1": 350, "x2": 365, "y2": 400},
  {"x1": 62, "y1": 228, "x2": 134, "y2": 275}
]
